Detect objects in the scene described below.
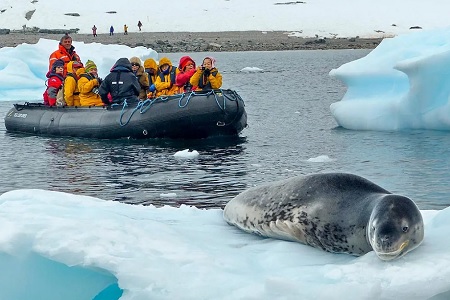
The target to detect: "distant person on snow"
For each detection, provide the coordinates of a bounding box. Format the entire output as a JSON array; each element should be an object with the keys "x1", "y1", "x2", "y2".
[
  {"x1": 48, "y1": 33, "x2": 81, "y2": 76},
  {"x1": 190, "y1": 56, "x2": 222, "y2": 91},
  {"x1": 124, "y1": 24, "x2": 128, "y2": 35},
  {"x1": 109, "y1": 26, "x2": 114, "y2": 36},
  {"x1": 137, "y1": 20, "x2": 142, "y2": 31},
  {"x1": 92, "y1": 25, "x2": 97, "y2": 37}
]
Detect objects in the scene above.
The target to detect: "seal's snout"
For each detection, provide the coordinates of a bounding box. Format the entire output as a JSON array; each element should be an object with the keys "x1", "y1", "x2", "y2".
[{"x1": 380, "y1": 235, "x2": 390, "y2": 242}]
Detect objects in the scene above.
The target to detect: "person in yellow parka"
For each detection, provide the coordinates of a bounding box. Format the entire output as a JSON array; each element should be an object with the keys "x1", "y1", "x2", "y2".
[
  {"x1": 144, "y1": 58, "x2": 159, "y2": 98},
  {"x1": 190, "y1": 56, "x2": 222, "y2": 91},
  {"x1": 64, "y1": 61, "x2": 84, "y2": 106},
  {"x1": 78, "y1": 60, "x2": 103, "y2": 106},
  {"x1": 154, "y1": 57, "x2": 179, "y2": 97}
]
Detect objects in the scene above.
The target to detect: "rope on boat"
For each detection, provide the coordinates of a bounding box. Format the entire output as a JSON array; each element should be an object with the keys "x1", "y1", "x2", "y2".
[
  {"x1": 116, "y1": 89, "x2": 244, "y2": 127},
  {"x1": 118, "y1": 99, "x2": 143, "y2": 126}
]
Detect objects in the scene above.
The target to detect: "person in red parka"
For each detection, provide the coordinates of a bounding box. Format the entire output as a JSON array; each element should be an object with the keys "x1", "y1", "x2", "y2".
[
  {"x1": 43, "y1": 59, "x2": 65, "y2": 106},
  {"x1": 48, "y1": 33, "x2": 81, "y2": 75},
  {"x1": 175, "y1": 56, "x2": 197, "y2": 93}
]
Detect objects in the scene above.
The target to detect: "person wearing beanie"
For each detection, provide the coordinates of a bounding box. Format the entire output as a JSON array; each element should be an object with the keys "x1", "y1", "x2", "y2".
[
  {"x1": 175, "y1": 56, "x2": 197, "y2": 93},
  {"x1": 64, "y1": 60, "x2": 84, "y2": 106},
  {"x1": 154, "y1": 57, "x2": 179, "y2": 97},
  {"x1": 78, "y1": 59, "x2": 103, "y2": 106},
  {"x1": 43, "y1": 59, "x2": 65, "y2": 106},
  {"x1": 98, "y1": 58, "x2": 140, "y2": 105},
  {"x1": 143, "y1": 58, "x2": 159, "y2": 98},
  {"x1": 190, "y1": 56, "x2": 222, "y2": 91},
  {"x1": 129, "y1": 57, "x2": 149, "y2": 100},
  {"x1": 48, "y1": 33, "x2": 81, "y2": 75}
]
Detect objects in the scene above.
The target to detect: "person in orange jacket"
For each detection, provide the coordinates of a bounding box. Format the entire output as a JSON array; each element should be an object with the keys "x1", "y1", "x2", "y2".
[
  {"x1": 190, "y1": 56, "x2": 222, "y2": 91},
  {"x1": 48, "y1": 33, "x2": 81, "y2": 75}
]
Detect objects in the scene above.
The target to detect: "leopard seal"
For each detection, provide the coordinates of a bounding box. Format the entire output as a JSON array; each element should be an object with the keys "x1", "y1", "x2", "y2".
[{"x1": 223, "y1": 173, "x2": 424, "y2": 260}]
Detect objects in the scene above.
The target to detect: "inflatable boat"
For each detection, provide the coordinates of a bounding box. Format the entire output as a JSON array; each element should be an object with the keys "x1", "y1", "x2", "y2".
[{"x1": 4, "y1": 89, "x2": 247, "y2": 139}]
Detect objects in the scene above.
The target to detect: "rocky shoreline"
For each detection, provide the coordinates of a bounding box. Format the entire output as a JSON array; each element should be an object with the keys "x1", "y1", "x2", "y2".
[{"x1": 0, "y1": 31, "x2": 383, "y2": 52}]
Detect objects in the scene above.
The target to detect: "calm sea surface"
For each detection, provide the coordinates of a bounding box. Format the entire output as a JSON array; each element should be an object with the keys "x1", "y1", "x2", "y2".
[{"x1": 1, "y1": 50, "x2": 449, "y2": 210}]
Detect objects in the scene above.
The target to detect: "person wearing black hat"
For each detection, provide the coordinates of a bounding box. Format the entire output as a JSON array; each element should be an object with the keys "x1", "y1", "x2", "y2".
[
  {"x1": 48, "y1": 33, "x2": 81, "y2": 75},
  {"x1": 43, "y1": 59, "x2": 65, "y2": 106}
]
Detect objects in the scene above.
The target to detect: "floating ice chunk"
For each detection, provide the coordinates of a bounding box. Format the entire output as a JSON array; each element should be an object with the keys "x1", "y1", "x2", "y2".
[
  {"x1": 240, "y1": 67, "x2": 264, "y2": 73},
  {"x1": 307, "y1": 155, "x2": 335, "y2": 162},
  {"x1": 173, "y1": 149, "x2": 200, "y2": 159}
]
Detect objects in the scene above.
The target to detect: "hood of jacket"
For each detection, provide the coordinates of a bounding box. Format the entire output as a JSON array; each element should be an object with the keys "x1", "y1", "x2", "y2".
[
  {"x1": 178, "y1": 56, "x2": 196, "y2": 71},
  {"x1": 144, "y1": 58, "x2": 158, "y2": 70},
  {"x1": 110, "y1": 58, "x2": 133, "y2": 72},
  {"x1": 203, "y1": 56, "x2": 216, "y2": 68},
  {"x1": 158, "y1": 57, "x2": 172, "y2": 69},
  {"x1": 66, "y1": 61, "x2": 83, "y2": 74}
]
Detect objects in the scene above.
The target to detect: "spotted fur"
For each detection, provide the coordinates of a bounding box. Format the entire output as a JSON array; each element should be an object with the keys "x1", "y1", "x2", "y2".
[{"x1": 223, "y1": 173, "x2": 424, "y2": 260}]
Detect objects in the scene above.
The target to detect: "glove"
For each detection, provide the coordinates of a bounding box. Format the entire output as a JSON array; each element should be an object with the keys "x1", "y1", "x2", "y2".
[
  {"x1": 97, "y1": 77, "x2": 103, "y2": 85},
  {"x1": 204, "y1": 69, "x2": 211, "y2": 76},
  {"x1": 149, "y1": 84, "x2": 156, "y2": 92}
]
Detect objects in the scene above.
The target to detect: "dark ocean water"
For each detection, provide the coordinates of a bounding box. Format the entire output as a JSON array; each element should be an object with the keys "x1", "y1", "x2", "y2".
[{"x1": 1, "y1": 49, "x2": 449, "y2": 210}]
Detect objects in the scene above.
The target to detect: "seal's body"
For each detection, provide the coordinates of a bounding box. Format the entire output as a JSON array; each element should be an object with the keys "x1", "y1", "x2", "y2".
[{"x1": 223, "y1": 173, "x2": 424, "y2": 260}]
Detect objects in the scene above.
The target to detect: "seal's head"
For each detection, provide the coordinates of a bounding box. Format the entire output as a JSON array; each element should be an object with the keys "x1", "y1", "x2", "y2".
[{"x1": 368, "y1": 195, "x2": 424, "y2": 261}]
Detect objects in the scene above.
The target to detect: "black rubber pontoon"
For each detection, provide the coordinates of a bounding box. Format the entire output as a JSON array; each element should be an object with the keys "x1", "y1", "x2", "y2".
[{"x1": 4, "y1": 89, "x2": 247, "y2": 139}]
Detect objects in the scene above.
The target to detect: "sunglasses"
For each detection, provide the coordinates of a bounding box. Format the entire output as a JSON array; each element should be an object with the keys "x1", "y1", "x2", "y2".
[{"x1": 131, "y1": 63, "x2": 140, "y2": 67}]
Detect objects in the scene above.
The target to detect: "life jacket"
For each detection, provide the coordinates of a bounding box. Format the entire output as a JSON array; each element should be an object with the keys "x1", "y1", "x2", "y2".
[
  {"x1": 43, "y1": 73, "x2": 64, "y2": 106},
  {"x1": 79, "y1": 73, "x2": 95, "y2": 81},
  {"x1": 158, "y1": 67, "x2": 177, "y2": 87},
  {"x1": 197, "y1": 70, "x2": 218, "y2": 90},
  {"x1": 79, "y1": 73, "x2": 100, "y2": 96},
  {"x1": 56, "y1": 73, "x2": 78, "y2": 106}
]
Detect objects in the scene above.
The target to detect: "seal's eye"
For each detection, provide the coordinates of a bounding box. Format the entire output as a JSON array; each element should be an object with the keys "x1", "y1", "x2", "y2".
[{"x1": 402, "y1": 226, "x2": 409, "y2": 232}]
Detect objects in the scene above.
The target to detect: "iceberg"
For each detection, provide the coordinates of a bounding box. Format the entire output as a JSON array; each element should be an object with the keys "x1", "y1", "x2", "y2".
[{"x1": 330, "y1": 28, "x2": 450, "y2": 131}]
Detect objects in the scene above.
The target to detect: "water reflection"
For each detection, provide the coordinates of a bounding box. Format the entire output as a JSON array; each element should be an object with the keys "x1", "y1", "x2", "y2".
[{"x1": 33, "y1": 136, "x2": 250, "y2": 208}]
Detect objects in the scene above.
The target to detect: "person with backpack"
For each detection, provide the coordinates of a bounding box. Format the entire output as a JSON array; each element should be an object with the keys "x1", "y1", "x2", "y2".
[
  {"x1": 43, "y1": 59, "x2": 65, "y2": 106},
  {"x1": 63, "y1": 61, "x2": 84, "y2": 106}
]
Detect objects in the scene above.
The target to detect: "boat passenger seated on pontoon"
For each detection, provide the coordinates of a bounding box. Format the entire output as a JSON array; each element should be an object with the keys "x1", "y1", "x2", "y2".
[
  {"x1": 190, "y1": 56, "x2": 223, "y2": 91},
  {"x1": 98, "y1": 58, "x2": 140, "y2": 105}
]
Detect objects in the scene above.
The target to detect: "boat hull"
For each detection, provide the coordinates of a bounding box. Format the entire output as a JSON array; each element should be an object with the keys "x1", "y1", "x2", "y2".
[{"x1": 4, "y1": 89, "x2": 247, "y2": 139}]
